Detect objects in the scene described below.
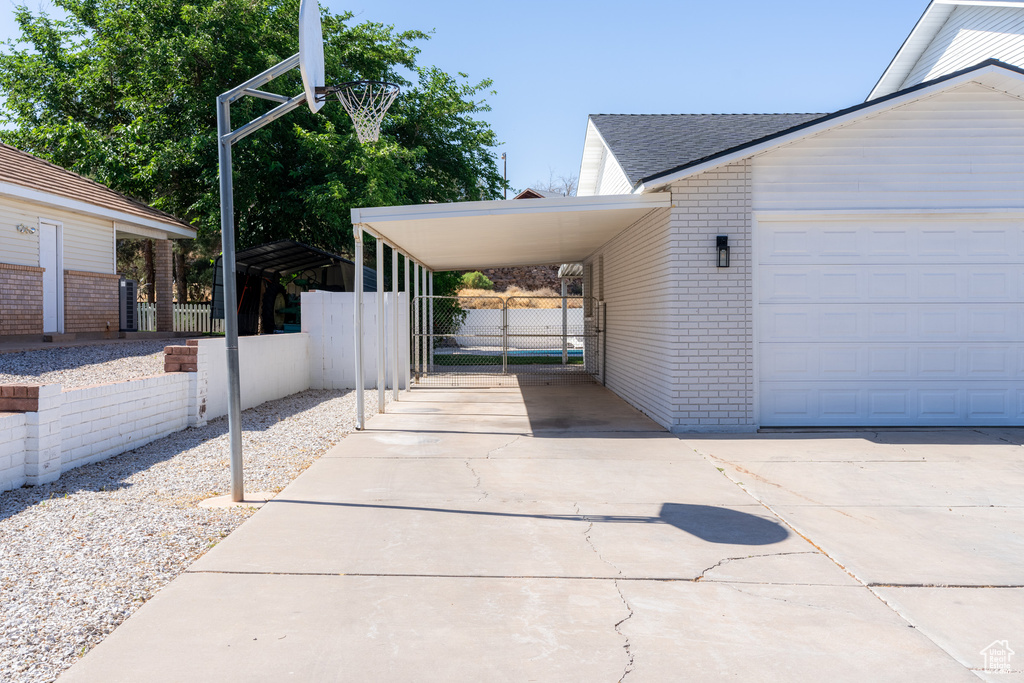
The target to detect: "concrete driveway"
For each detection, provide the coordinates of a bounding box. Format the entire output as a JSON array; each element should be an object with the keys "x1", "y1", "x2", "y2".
[{"x1": 60, "y1": 385, "x2": 1023, "y2": 682}]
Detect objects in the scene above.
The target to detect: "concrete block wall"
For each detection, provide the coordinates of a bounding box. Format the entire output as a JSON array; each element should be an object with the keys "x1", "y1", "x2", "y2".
[
  {"x1": 64, "y1": 270, "x2": 120, "y2": 334},
  {"x1": 0, "y1": 412, "x2": 28, "y2": 491},
  {"x1": 667, "y1": 160, "x2": 755, "y2": 431},
  {"x1": 303, "y1": 291, "x2": 409, "y2": 390},
  {"x1": 61, "y1": 374, "x2": 191, "y2": 470},
  {"x1": 0, "y1": 263, "x2": 44, "y2": 335}
]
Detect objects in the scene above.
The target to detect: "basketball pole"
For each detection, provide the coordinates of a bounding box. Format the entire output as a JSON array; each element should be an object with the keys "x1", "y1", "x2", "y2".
[{"x1": 217, "y1": 53, "x2": 312, "y2": 503}]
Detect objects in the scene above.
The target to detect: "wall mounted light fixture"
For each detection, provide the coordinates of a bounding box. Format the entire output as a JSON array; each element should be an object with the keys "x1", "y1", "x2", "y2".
[
  {"x1": 15, "y1": 223, "x2": 37, "y2": 235},
  {"x1": 716, "y1": 235, "x2": 730, "y2": 268}
]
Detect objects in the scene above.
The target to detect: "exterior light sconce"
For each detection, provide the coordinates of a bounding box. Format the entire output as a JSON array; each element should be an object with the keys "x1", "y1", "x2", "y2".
[
  {"x1": 15, "y1": 223, "x2": 37, "y2": 235},
  {"x1": 716, "y1": 235, "x2": 730, "y2": 268}
]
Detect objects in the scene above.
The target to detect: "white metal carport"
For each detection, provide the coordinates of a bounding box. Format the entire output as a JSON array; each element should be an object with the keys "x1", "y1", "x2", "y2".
[{"x1": 348, "y1": 192, "x2": 670, "y2": 428}]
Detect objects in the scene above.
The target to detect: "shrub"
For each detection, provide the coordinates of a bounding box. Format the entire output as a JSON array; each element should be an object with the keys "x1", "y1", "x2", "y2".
[{"x1": 460, "y1": 271, "x2": 494, "y2": 290}]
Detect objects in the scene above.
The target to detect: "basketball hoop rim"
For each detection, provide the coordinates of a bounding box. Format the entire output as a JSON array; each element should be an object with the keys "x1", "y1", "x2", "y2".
[{"x1": 314, "y1": 80, "x2": 401, "y2": 102}]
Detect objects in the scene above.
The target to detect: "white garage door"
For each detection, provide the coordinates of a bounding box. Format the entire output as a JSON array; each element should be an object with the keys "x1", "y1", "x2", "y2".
[{"x1": 757, "y1": 215, "x2": 1024, "y2": 426}]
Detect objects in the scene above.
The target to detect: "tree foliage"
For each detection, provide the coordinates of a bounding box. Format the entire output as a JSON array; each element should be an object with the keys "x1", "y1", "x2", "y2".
[{"x1": 0, "y1": 0, "x2": 505, "y2": 290}]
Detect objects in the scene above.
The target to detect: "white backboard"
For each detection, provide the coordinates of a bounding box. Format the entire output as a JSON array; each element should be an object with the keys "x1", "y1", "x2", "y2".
[{"x1": 299, "y1": 0, "x2": 325, "y2": 113}]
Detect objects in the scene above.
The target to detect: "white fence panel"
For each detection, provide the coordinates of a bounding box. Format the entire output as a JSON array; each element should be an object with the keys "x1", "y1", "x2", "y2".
[{"x1": 136, "y1": 302, "x2": 223, "y2": 333}]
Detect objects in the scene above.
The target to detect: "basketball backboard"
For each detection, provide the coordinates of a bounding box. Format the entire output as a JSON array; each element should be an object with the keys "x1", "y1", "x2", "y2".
[{"x1": 299, "y1": 0, "x2": 325, "y2": 113}]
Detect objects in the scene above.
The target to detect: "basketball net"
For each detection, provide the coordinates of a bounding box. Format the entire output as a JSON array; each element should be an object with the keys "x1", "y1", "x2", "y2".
[{"x1": 332, "y1": 81, "x2": 400, "y2": 144}]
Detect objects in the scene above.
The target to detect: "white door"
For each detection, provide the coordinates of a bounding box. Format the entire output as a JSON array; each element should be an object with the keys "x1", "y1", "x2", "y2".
[
  {"x1": 39, "y1": 221, "x2": 62, "y2": 333},
  {"x1": 757, "y1": 216, "x2": 1024, "y2": 426}
]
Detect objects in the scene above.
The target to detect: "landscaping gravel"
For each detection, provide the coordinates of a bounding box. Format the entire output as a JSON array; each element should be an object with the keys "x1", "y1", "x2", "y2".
[
  {"x1": 0, "y1": 387, "x2": 380, "y2": 683},
  {"x1": 0, "y1": 341, "x2": 170, "y2": 389}
]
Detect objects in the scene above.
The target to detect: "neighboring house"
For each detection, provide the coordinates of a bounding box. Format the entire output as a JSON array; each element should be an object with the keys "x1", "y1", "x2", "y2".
[
  {"x1": 354, "y1": 0, "x2": 1024, "y2": 431},
  {"x1": 0, "y1": 143, "x2": 196, "y2": 339},
  {"x1": 514, "y1": 188, "x2": 564, "y2": 200}
]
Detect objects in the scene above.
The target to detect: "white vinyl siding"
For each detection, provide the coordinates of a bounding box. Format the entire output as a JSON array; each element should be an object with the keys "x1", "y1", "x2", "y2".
[
  {"x1": 0, "y1": 196, "x2": 114, "y2": 273},
  {"x1": 753, "y1": 83, "x2": 1024, "y2": 212},
  {"x1": 0, "y1": 197, "x2": 42, "y2": 267},
  {"x1": 903, "y1": 5, "x2": 1024, "y2": 89},
  {"x1": 595, "y1": 148, "x2": 633, "y2": 195}
]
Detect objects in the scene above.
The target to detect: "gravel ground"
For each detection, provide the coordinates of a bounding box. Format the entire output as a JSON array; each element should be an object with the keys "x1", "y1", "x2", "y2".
[
  {"x1": 0, "y1": 341, "x2": 169, "y2": 388},
  {"x1": 0, "y1": 387, "x2": 380, "y2": 683}
]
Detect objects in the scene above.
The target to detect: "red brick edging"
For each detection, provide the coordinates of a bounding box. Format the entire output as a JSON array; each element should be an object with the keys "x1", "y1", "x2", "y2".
[
  {"x1": 0, "y1": 384, "x2": 41, "y2": 412},
  {"x1": 164, "y1": 339, "x2": 199, "y2": 373}
]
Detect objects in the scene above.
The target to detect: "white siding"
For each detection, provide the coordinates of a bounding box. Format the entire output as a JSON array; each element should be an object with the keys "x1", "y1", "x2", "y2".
[
  {"x1": 595, "y1": 147, "x2": 633, "y2": 195},
  {"x1": 753, "y1": 83, "x2": 1024, "y2": 212},
  {"x1": 0, "y1": 195, "x2": 114, "y2": 272},
  {"x1": 903, "y1": 5, "x2": 1024, "y2": 89}
]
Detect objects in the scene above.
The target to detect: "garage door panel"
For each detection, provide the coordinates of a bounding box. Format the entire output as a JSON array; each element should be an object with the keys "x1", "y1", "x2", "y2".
[
  {"x1": 760, "y1": 382, "x2": 1024, "y2": 426},
  {"x1": 757, "y1": 215, "x2": 1024, "y2": 426},
  {"x1": 759, "y1": 219, "x2": 1024, "y2": 264},
  {"x1": 760, "y1": 304, "x2": 1024, "y2": 343},
  {"x1": 760, "y1": 265, "x2": 1022, "y2": 303},
  {"x1": 760, "y1": 344, "x2": 1023, "y2": 381}
]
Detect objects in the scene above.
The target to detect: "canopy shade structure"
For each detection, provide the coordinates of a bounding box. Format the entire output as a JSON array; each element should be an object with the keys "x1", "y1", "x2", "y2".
[{"x1": 351, "y1": 193, "x2": 671, "y2": 271}]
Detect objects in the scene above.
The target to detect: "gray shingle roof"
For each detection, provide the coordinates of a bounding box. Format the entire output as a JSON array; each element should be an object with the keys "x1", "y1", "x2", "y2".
[{"x1": 590, "y1": 113, "x2": 827, "y2": 186}]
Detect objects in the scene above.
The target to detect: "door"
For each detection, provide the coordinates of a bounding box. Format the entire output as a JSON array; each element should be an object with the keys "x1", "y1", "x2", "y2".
[
  {"x1": 39, "y1": 221, "x2": 62, "y2": 333},
  {"x1": 757, "y1": 215, "x2": 1024, "y2": 426}
]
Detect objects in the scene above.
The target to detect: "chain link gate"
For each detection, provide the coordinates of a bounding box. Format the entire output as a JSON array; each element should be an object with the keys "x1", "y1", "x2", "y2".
[{"x1": 410, "y1": 295, "x2": 602, "y2": 387}]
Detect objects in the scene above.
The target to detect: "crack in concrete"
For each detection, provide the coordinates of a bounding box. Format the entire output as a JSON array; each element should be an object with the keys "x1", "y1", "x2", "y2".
[
  {"x1": 612, "y1": 579, "x2": 635, "y2": 682},
  {"x1": 482, "y1": 434, "x2": 523, "y2": 459},
  {"x1": 464, "y1": 459, "x2": 487, "y2": 501},
  {"x1": 694, "y1": 552, "x2": 817, "y2": 582},
  {"x1": 574, "y1": 502, "x2": 622, "y2": 576}
]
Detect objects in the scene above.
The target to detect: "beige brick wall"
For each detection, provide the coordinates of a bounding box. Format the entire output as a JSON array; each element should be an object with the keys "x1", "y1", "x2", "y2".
[
  {"x1": 587, "y1": 161, "x2": 755, "y2": 432},
  {"x1": 0, "y1": 263, "x2": 44, "y2": 335},
  {"x1": 64, "y1": 270, "x2": 120, "y2": 334}
]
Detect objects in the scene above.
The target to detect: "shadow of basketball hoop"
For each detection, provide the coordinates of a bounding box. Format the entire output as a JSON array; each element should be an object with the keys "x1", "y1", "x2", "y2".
[{"x1": 656, "y1": 503, "x2": 790, "y2": 545}]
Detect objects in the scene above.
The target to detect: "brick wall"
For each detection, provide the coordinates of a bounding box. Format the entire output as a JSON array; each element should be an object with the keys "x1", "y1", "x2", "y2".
[
  {"x1": 0, "y1": 263, "x2": 43, "y2": 335},
  {"x1": 64, "y1": 270, "x2": 120, "y2": 334},
  {"x1": 154, "y1": 239, "x2": 173, "y2": 332},
  {"x1": 586, "y1": 161, "x2": 755, "y2": 433},
  {"x1": 667, "y1": 161, "x2": 754, "y2": 430}
]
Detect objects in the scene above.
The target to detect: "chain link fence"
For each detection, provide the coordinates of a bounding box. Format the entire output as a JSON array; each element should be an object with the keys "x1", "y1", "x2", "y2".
[{"x1": 411, "y1": 295, "x2": 601, "y2": 387}]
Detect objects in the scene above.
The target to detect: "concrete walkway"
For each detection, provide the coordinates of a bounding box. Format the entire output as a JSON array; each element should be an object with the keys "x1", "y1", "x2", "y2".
[{"x1": 59, "y1": 385, "x2": 1023, "y2": 681}]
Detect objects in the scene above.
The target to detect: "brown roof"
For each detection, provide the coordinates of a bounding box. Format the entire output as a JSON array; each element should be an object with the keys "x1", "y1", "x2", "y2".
[{"x1": 0, "y1": 142, "x2": 195, "y2": 234}]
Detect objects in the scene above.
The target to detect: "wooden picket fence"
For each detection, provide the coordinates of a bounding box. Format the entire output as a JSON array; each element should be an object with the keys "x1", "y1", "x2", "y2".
[{"x1": 137, "y1": 302, "x2": 224, "y2": 334}]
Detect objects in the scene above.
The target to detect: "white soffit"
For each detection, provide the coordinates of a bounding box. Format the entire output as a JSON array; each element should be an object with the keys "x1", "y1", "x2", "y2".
[
  {"x1": 351, "y1": 193, "x2": 670, "y2": 270},
  {"x1": 869, "y1": 0, "x2": 1024, "y2": 100}
]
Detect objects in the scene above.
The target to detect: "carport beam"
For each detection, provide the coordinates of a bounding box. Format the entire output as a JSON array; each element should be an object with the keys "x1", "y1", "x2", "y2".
[{"x1": 354, "y1": 227, "x2": 365, "y2": 430}]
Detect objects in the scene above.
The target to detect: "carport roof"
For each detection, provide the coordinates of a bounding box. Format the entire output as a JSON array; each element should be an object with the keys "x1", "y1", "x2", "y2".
[{"x1": 351, "y1": 193, "x2": 670, "y2": 271}]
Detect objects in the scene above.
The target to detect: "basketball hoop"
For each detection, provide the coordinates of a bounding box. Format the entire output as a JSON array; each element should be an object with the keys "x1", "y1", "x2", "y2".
[{"x1": 317, "y1": 80, "x2": 400, "y2": 144}]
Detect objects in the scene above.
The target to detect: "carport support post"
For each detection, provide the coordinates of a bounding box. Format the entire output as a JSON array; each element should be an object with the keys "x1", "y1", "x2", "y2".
[
  {"x1": 428, "y1": 271, "x2": 434, "y2": 375},
  {"x1": 404, "y1": 257, "x2": 411, "y2": 389},
  {"x1": 354, "y1": 227, "x2": 365, "y2": 430},
  {"x1": 413, "y1": 263, "x2": 420, "y2": 381},
  {"x1": 376, "y1": 237, "x2": 385, "y2": 413},
  {"x1": 561, "y1": 279, "x2": 568, "y2": 365},
  {"x1": 391, "y1": 246, "x2": 399, "y2": 401}
]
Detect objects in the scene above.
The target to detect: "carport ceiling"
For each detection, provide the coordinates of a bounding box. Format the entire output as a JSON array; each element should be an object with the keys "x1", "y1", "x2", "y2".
[{"x1": 351, "y1": 193, "x2": 671, "y2": 270}]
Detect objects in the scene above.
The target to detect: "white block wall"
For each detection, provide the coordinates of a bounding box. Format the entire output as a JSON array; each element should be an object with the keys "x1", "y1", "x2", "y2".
[
  {"x1": 0, "y1": 412, "x2": 28, "y2": 491},
  {"x1": 60, "y1": 374, "x2": 191, "y2": 470},
  {"x1": 456, "y1": 308, "x2": 584, "y2": 347},
  {"x1": 586, "y1": 161, "x2": 756, "y2": 433},
  {"x1": 198, "y1": 334, "x2": 310, "y2": 420},
  {"x1": 303, "y1": 291, "x2": 409, "y2": 390}
]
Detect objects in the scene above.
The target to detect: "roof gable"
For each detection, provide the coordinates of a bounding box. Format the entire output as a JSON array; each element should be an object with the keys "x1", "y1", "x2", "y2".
[
  {"x1": 870, "y1": 0, "x2": 1024, "y2": 100},
  {"x1": 584, "y1": 114, "x2": 824, "y2": 192},
  {"x1": 0, "y1": 142, "x2": 195, "y2": 236}
]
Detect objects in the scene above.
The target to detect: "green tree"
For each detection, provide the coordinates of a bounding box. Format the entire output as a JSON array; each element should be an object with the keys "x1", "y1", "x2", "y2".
[{"x1": 0, "y1": 0, "x2": 505, "y2": 293}]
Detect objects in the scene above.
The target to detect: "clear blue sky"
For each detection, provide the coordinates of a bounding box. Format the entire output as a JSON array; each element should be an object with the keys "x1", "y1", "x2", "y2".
[{"x1": 1, "y1": 0, "x2": 929, "y2": 194}]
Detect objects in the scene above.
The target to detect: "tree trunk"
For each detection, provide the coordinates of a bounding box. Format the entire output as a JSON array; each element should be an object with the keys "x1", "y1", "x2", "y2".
[
  {"x1": 173, "y1": 244, "x2": 188, "y2": 303},
  {"x1": 143, "y1": 239, "x2": 156, "y2": 303}
]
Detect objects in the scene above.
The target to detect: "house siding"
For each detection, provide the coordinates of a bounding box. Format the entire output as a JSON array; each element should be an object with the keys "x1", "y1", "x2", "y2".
[
  {"x1": 903, "y1": 5, "x2": 1024, "y2": 89},
  {"x1": 752, "y1": 83, "x2": 1024, "y2": 212},
  {"x1": 596, "y1": 147, "x2": 633, "y2": 195},
  {"x1": 0, "y1": 196, "x2": 115, "y2": 274}
]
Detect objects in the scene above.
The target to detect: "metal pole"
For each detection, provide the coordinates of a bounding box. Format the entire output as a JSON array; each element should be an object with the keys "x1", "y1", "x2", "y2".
[
  {"x1": 502, "y1": 303, "x2": 508, "y2": 375},
  {"x1": 428, "y1": 270, "x2": 434, "y2": 376},
  {"x1": 561, "y1": 278, "x2": 568, "y2": 365},
  {"x1": 217, "y1": 95, "x2": 245, "y2": 503},
  {"x1": 391, "y1": 247, "x2": 399, "y2": 400},
  {"x1": 354, "y1": 228, "x2": 365, "y2": 429},
  {"x1": 413, "y1": 263, "x2": 420, "y2": 382},
  {"x1": 421, "y1": 267, "x2": 428, "y2": 376},
  {"x1": 404, "y1": 256, "x2": 411, "y2": 390},
  {"x1": 376, "y1": 237, "x2": 385, "y2": 413}
]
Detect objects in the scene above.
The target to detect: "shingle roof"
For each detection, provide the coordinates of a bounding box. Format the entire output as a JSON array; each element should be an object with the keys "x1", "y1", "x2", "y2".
[
  {"x1": 0, "y1": 142, "x2": 194, "y2": 233},
  {"x1": 590, "y1": 113, "x2": 827, "y2": 187}
]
